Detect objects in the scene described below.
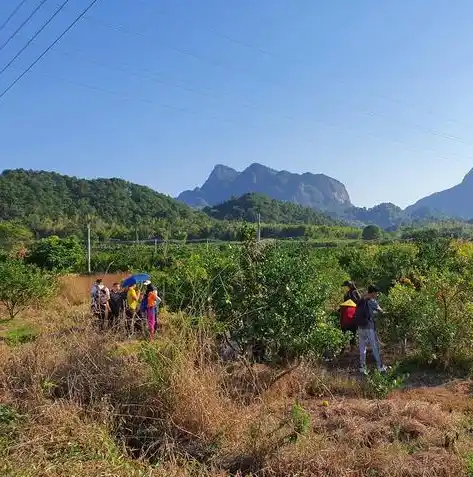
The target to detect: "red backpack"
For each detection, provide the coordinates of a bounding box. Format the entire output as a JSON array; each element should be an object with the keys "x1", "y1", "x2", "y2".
[{"x1": 340, "y1": 306, "x2": 355, "y2": 327}]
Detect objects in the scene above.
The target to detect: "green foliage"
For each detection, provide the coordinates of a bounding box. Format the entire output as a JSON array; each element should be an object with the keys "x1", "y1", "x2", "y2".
[
  {"x1": 4, "y1": 325, "x2": 38, "y2": 346},
  {"x1": 363, "y1": 366, "x2": 408, "y2": 399},
  {"x1": 0, "y1": 405, "x2": 20, "y2": 427},
  {"x1": 337, "y1": 243, "x2": 418, "y2": 291},
  {"x1": 0, "y1": 170, "x2": 365, "y2": 242},
  {"x1": 0, "y1": 260, "x2": 56, "y2": 319},
  {"x1": 382, "y1": 272, "x2": 473, "y2": 368},
  {"x1": 411, "y1": 230, "x2": 456, "y2": 272},
  {"x1": 362, "y1": 224, "x2": 382, "y2": 241},
  {"x1": 0, "y1": 222, "x2": 33, "y2": 250},
  {"x1": 0, "y1": 404, "x2": 21, "y2": 456},
  {"x1": 214, "y1": 238, "x2": 346, "y2": 360},
  {"x1": 289, "y1": 403, "x2": 310, "y2": 441},
  {"x1": 204, "y1": 192, "x2": 337, "y2": 225},
  {"x1": 26, "y1": 235, "x2": 84, "y2": 272}
]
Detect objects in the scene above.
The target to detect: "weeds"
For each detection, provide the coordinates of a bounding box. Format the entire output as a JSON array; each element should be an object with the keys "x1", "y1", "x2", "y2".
[
  {"x1": 363, "y1": 365, "x2": 409, "y2": 399},
  {"x1": 0, "y1": 302, "x2": 472, "y2": 477}
]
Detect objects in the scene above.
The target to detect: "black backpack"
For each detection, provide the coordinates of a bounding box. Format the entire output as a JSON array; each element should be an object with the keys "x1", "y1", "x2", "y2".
[{"x1": 354, "y1": 298, "x2": 370, "y2": 328}]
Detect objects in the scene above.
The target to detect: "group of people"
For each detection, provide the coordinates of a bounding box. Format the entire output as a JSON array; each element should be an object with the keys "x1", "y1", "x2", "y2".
[
  {"x1": 91, "y1": 278, "x2": 162, "y2": 339},
  {"x1": 340, "y1": 280, "x2": 387, "y2": 375}
]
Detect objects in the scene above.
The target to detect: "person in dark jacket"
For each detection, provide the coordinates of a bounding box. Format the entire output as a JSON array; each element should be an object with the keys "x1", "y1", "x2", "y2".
[
  {"x1": 109, "y1": 282, "x2": 125, "y2": 330},
  {"x1": 355, "y1": 285, "x2": 386, "y2": 375},
  {"x1": 343, "y1": 280, "x2": 361, "y2": 304}
]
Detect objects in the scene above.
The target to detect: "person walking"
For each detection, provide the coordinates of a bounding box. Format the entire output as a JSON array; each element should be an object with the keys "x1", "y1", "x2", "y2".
[
  {"x1": 339, "y1": 298, "x2": 357, "y2": 349},
  {"x1": 343, "y1": 280, "x2": 361, "y2": 304},
  {"x1": 355, "y1": 285, "x2": 386, "y2": 375},
  {"x1": 338, "y1": 281, "x2": 361, "y2": 349}
]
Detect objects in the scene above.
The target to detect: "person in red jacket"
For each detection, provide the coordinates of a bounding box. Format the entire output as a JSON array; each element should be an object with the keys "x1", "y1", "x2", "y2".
[{"x1": 340, "y1": 299, "x2": 357, "y2": 349}]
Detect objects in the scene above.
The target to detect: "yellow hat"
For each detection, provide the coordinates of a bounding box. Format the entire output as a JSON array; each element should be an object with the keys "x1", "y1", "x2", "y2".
[{"x1": 340, "y1": 299, "x2": 356, "y2": 307}]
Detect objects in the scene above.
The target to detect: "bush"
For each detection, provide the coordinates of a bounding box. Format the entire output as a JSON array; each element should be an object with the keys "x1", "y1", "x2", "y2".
[
  {"x1": 362, "y1": 224, "x2": 382, "y2": 241},
  {"x1": 382, "y1": 272, "x2": 473, "y2": 368},
  {"x1": 216, "y1": 238, "x2": 346, "y2": 360},
  {"x1": 27, "y1": 235, "x2": 84, "y2": 272},
  {"x1": 0, "y1": 260, "x2": 56, "y2": 320}
]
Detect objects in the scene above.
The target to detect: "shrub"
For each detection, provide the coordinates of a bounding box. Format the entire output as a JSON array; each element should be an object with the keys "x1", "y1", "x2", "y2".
[
  {"x1": 362, "y1": 224, "x2": 382, "y2": 241},
  {"x1": 0, "y1": 260, "x2": 56, "y2": 320},
  {"x1": 27, "y1": 235, "x2": 84, "y2": 272},
  {"x1": 382, "y1": 272, "x2": 473, "y2": 368},
  {"x1": 217, "y1": 238, "x2": 346, "y2": 360},
  {"x1": 0, "y1": 222, "x2": 33, "y2": 250}
]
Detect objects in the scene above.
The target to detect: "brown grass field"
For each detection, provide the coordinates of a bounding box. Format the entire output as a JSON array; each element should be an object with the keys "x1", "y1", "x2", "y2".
[{"x1": 1, "y1": 276, "x2": 473, "y2": 476}]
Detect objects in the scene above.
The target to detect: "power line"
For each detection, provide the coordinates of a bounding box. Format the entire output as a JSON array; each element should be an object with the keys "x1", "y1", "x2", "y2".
[
  {"x1": 0, "y1": 0, "x2": 29, "y2": 33},
  {"x1": 82, "y1": 16, "x2": 263, "y2": 81},
  {"x1": 0, "y1": 0, "x2": 70, "y2": 78},
  {"x1": 130, "y1": 0, "x2": 473, "y2": 135},
  {"x1": 132, "y1": 0, "x2": 275, "y2": 58},
  {"x1": 0, "y1": 0, "x2": 49, "y2": 53},
  {"x1": 3, "y1": 7, "x2": 473, "y2": 165},
  {"x1": 15, "y1": 62, "x2": 473, "y2": 169},
  {"x1": 82, "y1": 15, "x2": 473, "y2": 149},
  {"x1": 0, "y1": 0, "x2": 101, "y2": 101}
]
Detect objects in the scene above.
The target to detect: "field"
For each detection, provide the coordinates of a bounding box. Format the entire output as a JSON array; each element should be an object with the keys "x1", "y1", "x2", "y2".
[{"x1": 3, "y1": 233, "x2": 473, "y2": 475}]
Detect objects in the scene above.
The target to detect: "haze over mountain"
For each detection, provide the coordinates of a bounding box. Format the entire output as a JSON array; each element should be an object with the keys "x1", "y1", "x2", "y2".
[
  {"x1": 178, "y1": 162, "x2": 467, "y2": 228},
  {"x1": 178, "y1": 163, "x2": 352, "y2": 212},
  {"x1": 406, "y1": 168, "x2": 473, "y2": 220}
]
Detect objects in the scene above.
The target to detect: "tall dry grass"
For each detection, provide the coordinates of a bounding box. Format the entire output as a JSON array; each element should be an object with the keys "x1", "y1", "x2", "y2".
[{"x1": 1, "y1": 293, "x2": 473, "y2": 476}]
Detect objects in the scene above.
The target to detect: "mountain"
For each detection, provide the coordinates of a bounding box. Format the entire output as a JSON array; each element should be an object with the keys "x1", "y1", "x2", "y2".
[
  {"x1": 203, "y1": 193, "x2": 337, "y2": 225},
  {"x1": 406, "y1": 168, "x2": 473, "y2": 219},
  {"x1": 0, "y1": 169, "x2": 209, "y2": 238},
  {"x1": 340, "y1": 203, "x2": 406, "y2": 229},
  {"x1": 178, "y1": 163, "x2": 352, "y2": 212}
]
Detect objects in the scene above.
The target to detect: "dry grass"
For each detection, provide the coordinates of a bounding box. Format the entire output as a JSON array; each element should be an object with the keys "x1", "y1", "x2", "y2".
[
  {"x1": 59, "y1": 273, "x2": 127, "y2": 305},
  {"x1": 1, "y1": 283, "x2": 473, "y2": 476}
]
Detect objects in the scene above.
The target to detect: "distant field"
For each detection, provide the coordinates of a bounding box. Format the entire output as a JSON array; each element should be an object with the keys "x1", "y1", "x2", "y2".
[{"x1": 59, "y1": 273, "x2": 128, "y2": 304}]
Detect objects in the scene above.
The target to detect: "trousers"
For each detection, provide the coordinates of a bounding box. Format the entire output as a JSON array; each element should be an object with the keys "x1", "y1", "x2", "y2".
[
  {"x1": 147, "y1": 307, "x2": 156, "y2": 335},
  {"x1": 358, "y1": 327, "x2": 383, "y2": 369}
]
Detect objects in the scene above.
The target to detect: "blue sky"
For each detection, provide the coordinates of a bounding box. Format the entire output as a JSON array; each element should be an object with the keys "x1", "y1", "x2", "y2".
[{"x1": 1, "y1": 0, "x2": 473, "y2": 208}]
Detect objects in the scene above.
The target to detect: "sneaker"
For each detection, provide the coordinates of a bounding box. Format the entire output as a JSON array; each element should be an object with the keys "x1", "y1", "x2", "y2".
[
  {"x1": 378, "y1": 366, "x2": 388, "y2": 373},
  {"x1": 359, "y1": 367, "x2": 368, "y2": 376}
]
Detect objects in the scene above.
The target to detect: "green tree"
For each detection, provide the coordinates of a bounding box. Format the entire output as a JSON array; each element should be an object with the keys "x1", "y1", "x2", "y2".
[
  {"x1": 27, "y1": 235, "x2": 84, "y2": 272},
  {"x1": 0, "y1": 260, "x2": 55, "y2": 320},
  {"x1": 0, "y1": 222, "x2": 33, "y2": 250},
  {"x1": 218, "y1": 238, "x2": 346, "y2": 360},
  {"x1": 362, "y1": 224, "x2": 382, "y2": 241}
]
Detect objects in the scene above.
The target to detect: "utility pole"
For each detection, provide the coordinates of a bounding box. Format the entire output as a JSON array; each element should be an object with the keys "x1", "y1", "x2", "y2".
[
  {"x1": 154, "y1": 238, "x2": 158, "y2": 254},
  {"x1": 87, "y1": 222, "x2": 91, "y2": 274},
  {"x1": 257, "y1": 213, "x2": 261, "y2": 242}
]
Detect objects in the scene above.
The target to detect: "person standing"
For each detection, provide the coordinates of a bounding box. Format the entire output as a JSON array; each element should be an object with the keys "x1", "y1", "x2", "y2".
[
  {"x1": 126, "y1": 284, "x2": 139, "y2": 335},
  {"x1": 109, "y1": 282, "x2": 125, "y2": 330},
  {"x1": 141, "y1": 283, "x2": 162, "y2": 339},
  {"x1": 355, "y1": 285, "x2": 387, "y2": 375},
  {"x1": 92, "y1": 281, "x2": 110, "y2": 330},
  {"x1": 343, "y1": 280, "x2": 361, "y2": 304},
  {"x1": 339, "y1": 281, "x2": 361, "y2": 348}
]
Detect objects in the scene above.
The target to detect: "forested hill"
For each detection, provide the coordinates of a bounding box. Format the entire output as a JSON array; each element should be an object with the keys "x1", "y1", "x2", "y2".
[
  {"x1": 203, "y1": 193, "x2": 337, "y2": 225},
  {"x1": 0, "y1": 169, "x2": 209, "y2": 237}
]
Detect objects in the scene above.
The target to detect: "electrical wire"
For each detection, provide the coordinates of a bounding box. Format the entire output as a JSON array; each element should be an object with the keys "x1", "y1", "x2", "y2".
[
  {"x1": 0, "y1": 0, "x2": 50, "y2": 53},
  {"x1": 0, "y1": 0, "x2": 70, "y2": 77},
  {"x1": 0, "y1": 0, "x2": 101, "y2": 100},
  {"x1": 0, "y1": 0, "x2": 29, "y2": 33},
  {"x1": 130, "y1": 0, "x2": 473, "y2": 135}
]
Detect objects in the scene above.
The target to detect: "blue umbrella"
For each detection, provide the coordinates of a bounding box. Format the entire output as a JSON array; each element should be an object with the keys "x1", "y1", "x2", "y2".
[{"x1": 122, "y1": 273, "x2": 151, "y2": 288}]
